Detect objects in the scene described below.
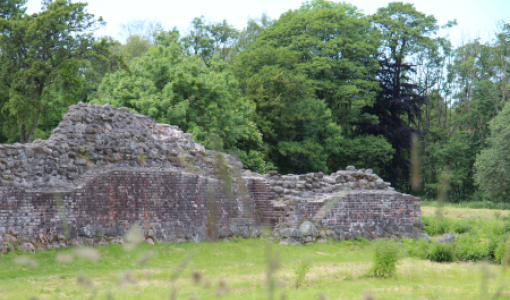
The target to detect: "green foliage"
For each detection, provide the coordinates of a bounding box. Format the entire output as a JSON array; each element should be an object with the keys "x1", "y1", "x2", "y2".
[
  {"x1": 356, "y1": 237, "x2": 371, "y2": 247},
  {"x1": 401, "y1": 238, "x2": 431, "y2": 260},
  {"x1": 120, "y1": 34, "x2": 154, "y2": 62},
  {"x1": 325, "y1": 135, "x2": 395, "y2": 176},
  {"x1": 421, "y1": 214, "x2": 510, "y2": 264},
  {"x1": 427, "y1": 243, "x2": 454, "y2": 262},
  {"x1": 233, "y1": 46, "x2": 337, "y2": 173},
  {"x1": 0, "y1": 0, "x2": 118, "y2": 143},
  {"x1": 480, "y1": 219, "x2": 510, "y2": 236},
  {"x1": 452, "y1": 218, "x2": 475, "y2": 234},
  {"x1": 420, "y1": 24, "x2": 510, "y2": 202},
  {"x1": 475, "y1": 101, "x2": 510, "y2": 203},
  {"x1": 117, "y1": 19, "x2": 163, "y2": 63},
  {"x1": 291, "y1": 256, "x2": 314, "y2": 288},
  {"x1": 494, "y1": 241, "x2": 508, "y2": 265},
  {"x1": 232, "y1": 1, "x2": 397, "y2": 174},
  {"x1": 486, "y1": 234, "x2": 508, "y2": 262},
  {"x1": 422, "y1": 216, "x2": 451, "y2": 236},
  {"x1": 249, "y1": 0, "x2": 380, "y2": 128},
  {"x1": 423, "y1": 201, "x2": 510, "y2": 211},
  {"x1": 371, "y1": 2, "x2": 440, "y2": 64},
  {"x1": 92, "y1": 42, "x2": 268, "y2": 172},
  {"x1": 180, "y1": 16, "x2": 239, "y2": 63},
  {"x1": 369, "y1": 239, "x2": 401, "y2": 278},
  {"x1": 453, "y1": 233, "x2": 487, "y2": 262},
  {"x1": 467, "y1": 202, "x2": 510, "y2": 210}
]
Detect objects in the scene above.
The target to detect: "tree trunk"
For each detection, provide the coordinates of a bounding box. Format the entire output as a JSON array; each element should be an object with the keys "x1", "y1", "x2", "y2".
[
  {"x1": 26, "y1": 108, "x2": 42, "y2": 143},
  {"x1": 20, "y1": 124, "x2": 26, "y2": 144}
]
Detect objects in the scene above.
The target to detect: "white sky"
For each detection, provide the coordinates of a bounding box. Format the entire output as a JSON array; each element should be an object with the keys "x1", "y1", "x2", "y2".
[{"x1": 25, "y1": 0, "x2": 510, "y2": 46}]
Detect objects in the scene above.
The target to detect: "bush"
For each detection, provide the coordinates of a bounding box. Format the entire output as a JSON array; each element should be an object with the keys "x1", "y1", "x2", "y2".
[
  {"x1": 479, "y1": 219, "x2": 508, "y2": 236},
  {"x1": 292, "y1": 256, "x2": 314, "y2": 288},
  {"x1": 485, "y1": 235, "x2": 507, "y2": 261},
  {"x1": 369, "y1": 239, "x2": 401, "y2": 278},
  {"x1": 494, "y1": 242, "x2": 508, "y2": 265},
  {"x1": 454, "y1": 233, "x2": 488, "y2": 262},
  {"x1": 401, "y1": 238, "x2": 431, "y2": 260},
  {"x1": 427, "y1": 243, "x2": 454, "y2": 262},
  {"x1": 452, "y1": 219, "x2": 474, "y2": 234},
  {"x1": 423, "y1": 216, "x2": 451, "y2": 236}
]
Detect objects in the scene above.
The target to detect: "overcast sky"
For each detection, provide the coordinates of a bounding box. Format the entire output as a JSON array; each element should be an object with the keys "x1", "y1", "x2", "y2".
[{"x1": 25, "y1": 0, "x2": 510, "y2": 46}]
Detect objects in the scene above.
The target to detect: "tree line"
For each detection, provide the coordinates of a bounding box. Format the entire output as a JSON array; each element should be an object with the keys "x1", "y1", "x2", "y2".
[{"x1": 1, "y1": 0, "x2": 510, "y2": 202}]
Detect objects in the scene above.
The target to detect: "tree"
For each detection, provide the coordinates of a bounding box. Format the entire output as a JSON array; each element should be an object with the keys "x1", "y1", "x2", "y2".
[
  {"x1": 232, "y1": 0, "x2": 396, "y2": 174},
  {"x1": 233, "y1": 46, "x2": 336, "y2": 173},
  {"x1": 355, "y1": 57, "x2": 426, "y2": 188},
  {"x1": 474, "y1": 101, "x2": 510, "y2": 202},
  {"x1": 180, "y1": 16, "x2": 238, "y2": 64},
  {"x1": 119, "y1": 19, "x2": 164, "y2": 44},
  {"x1": 228, "y1": 14, "x2": 273, "y2": 61},
  {"x1": 92, "y1": 42, "x2": 269, "y2": 172},
  {"x1": 356, "y1": 2, "x2": 443, "y2": 189},
  {"x1": 117, "y1": 19, "x2": 164, "y2": 62},
  {"x1": 0, "y1": 0, "x2": 26, "y2": 20},
  {"x1": 250, "y1": 0, "x2": 380, "y2": 129},
  {"x1": 0, "y1": 0, "x2": 114, "y2": 143}
]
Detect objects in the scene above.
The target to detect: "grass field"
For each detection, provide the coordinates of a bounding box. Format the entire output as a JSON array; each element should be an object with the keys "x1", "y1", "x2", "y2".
[
  {"x1": 421, "y1": 204, "x2": 510, "y2": 220},
  {"x1": 1, "y1": 205, "x2": 510, "y2": 300}
]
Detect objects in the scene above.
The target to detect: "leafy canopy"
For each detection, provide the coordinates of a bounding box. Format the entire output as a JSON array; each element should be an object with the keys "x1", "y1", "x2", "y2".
[
  {"x1": 0, "y1": 0, "x2": 115, "y2": 143},
  {"x1": 92, "y1": 42, "x2": 268, "y2": 172},
  {"x1": 474, "y1": 101, "x2": 510, "y2": 202}
]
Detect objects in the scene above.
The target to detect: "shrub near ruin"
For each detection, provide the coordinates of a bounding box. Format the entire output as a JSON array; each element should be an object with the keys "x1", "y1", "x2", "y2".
[
  {"x1": 369, "y1": 239, "x2": 401, "y2": 278},
  {"x1": 427, "y1": 243, "x2": 454, "y2": 262}
]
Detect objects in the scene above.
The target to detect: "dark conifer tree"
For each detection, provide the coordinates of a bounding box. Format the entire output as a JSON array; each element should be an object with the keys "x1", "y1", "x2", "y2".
[{"x1": 355, "y1": 56, "x2": 426, "y2": 189}]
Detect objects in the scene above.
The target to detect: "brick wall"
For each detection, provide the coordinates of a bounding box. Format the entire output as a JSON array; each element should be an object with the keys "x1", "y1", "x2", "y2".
[
  {"x1": 248, "y1": 179, "x2": 422, "y2": 239},
  {"x1": 0, "y1": 168, "x2": 258, "y2": 242}
]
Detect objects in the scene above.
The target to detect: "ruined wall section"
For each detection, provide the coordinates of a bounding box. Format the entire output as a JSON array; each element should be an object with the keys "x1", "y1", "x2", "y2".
[
  {"x1": 246, "y1": 169, "x2": 423, "y2": 242},
  {"x1": 0, "y1": 102, "x2": 424, "y2": 250},
  {"x1": 0, "y1": 169, "x2": 258, "y2": 247},
  {"x1": 0, "y1": 102, "x2": 242, "y2": 188},
  {"x1": 0, "y1": 103, "x2": 255, "y2": 249}
]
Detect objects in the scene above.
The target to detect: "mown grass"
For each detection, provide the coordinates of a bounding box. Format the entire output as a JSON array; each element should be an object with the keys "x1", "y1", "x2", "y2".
[
  {"x1": 422, "y1": 200, "x2": 510, "y2": 212},
  {"x1": 422, "y1": 202, "x2": 510, "y2": 220},
  {"x1": 1, "y1": 235, "x2": 510, "y2": 300}
]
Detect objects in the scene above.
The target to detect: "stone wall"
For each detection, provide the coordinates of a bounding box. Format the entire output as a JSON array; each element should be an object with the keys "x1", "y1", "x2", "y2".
[
  {"x1": 246, "y1": 170, "x2": 423, "y2": 244},
  {"x1": 0, "y1": 102, "x2": 243, "y2": 188},
  {"x1": 0, "y1": 103, "x2": 423, "y2": 252},
  {"x1": 0, "y1": 169, "x2": 258, "y2": 246}
]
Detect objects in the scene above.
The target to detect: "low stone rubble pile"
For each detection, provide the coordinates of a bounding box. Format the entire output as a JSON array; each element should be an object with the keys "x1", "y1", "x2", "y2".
[{"x1": 255, "y1": 165, "x2": 393, "y2": 202}]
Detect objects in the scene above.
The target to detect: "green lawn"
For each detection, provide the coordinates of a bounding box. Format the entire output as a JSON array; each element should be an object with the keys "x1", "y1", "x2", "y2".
[{"x1": 1, "y1": 236, "x2": 510, "y2": 300}]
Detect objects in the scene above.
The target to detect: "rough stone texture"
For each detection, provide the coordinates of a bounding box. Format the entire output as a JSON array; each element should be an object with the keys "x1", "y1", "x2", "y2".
[
  {"x1": 298, "y1": 221, "x2": 318, "y2": 237},
  {"x1": 0, "y1": 103, "x2": 423, "y2": 249},
  {"x1": 18, "y1": 242, "x2": 35, "y2": 253},
  {"x1": 246, "y1": 172, "x2": 422, "y2": 242},
  {"x1": 437, "y1": 233, "x2": 455, "y2": 244},
  {"x1": 0, "y1": 103, "x2": 258, "y2": 248}
]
